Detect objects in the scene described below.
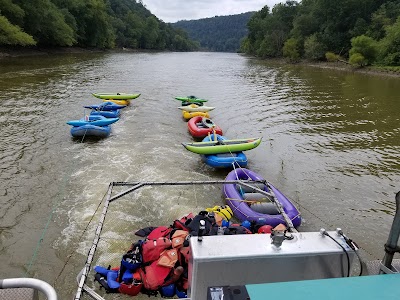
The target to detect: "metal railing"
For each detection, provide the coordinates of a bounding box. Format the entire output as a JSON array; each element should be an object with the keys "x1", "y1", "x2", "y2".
[{"x1": 0, "y1": 278, "x2": 57, "y2": 300}]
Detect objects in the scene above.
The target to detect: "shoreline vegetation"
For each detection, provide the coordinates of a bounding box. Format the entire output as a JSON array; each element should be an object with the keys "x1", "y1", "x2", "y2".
[{"x1": 1, "y1": 46, "x2": 399, "y2": 79}]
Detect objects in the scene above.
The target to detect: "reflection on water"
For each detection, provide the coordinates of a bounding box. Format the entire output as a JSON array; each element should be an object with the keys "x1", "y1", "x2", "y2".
[{"x1": 0, "y1": 52, "x2": 399, "y2": 298}]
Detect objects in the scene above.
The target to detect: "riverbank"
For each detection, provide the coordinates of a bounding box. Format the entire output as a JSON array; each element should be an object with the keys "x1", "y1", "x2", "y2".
[
  {"x1": 304, "y1": 61, "x2": 400, "y2": 79},
  {"x1": 0, "y1": 46, "x2": 105, "y2": 58},
  {"x1": 2, "y1": 47, "x2": 400, "y2": 79}
]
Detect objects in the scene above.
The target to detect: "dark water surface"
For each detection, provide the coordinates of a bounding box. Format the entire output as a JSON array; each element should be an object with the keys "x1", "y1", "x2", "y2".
[{"x1": 0, "y1": 52, "x2": 399, "y2": 298}]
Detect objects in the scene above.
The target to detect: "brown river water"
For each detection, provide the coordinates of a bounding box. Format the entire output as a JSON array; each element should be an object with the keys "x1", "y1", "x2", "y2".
[{"x1": 0, "y1": 52, "x2": 399, "y2": 299}]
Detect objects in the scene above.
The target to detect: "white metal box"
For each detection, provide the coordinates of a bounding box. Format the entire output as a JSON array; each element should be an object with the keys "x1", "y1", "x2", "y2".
[{"x1": 189, "y1": 231, "x2": 356, "y2": 300}]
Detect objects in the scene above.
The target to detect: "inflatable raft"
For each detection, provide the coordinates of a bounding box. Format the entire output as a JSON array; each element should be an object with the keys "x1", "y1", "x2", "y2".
[
  {"x1": 90, "y1": 109, "x2": 120, "y2": 118},
  {"x1": 182, "y1": 110, "x2": 209, "y2": 120},
  {"x1": 223, "y1": 168, "x2": 301, "y2": 227},
  {"x1": 84, "y1": 102, "x2": 126, "y2": 111},
  {"x1": 178, "y1": 104, "x2": 215, "y2": 112},
  {"x1": 187, "y1": 116, "x2": 223, "y2": 139},
  {"x1": 70, "y1": 124, "x2": 111, "y2": 138},
  {"x1": 104, "y1": 99, "x2": 130, "y2": 106},
  {"x1": 201, "y1": 134, "x2": 248, "y2": 168},
  {"x1": 181, "y1": 101, "x2": 204, "y2": 107},
  {"x1": 93, "y1": 93, "x2": 141, "y2": 100},
  {"x1": 67, "y1": 115, "x2": 119, "y2": 127},
  {"x1": 183, "y1": 137, "x2": 262, "y2": 155},
  {"x1": 175, "y1": 95, "x2": 208, "y2": 103}
]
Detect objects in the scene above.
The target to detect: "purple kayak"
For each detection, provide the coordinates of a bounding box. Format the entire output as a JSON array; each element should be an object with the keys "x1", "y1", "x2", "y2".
[{"x1": 223, "y1": 168, "x2": 301, "y2": 228}]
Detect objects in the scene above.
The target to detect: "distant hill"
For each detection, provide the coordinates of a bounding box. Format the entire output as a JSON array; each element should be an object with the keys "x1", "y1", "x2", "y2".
[{"x1": 172, "y1": 12, "x2": 255, "y2": 52}]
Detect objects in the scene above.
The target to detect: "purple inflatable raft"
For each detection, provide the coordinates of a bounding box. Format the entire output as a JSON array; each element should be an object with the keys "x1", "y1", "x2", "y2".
[{"x1": 223, "y1": 168, "x2": 301, "y2": 228}]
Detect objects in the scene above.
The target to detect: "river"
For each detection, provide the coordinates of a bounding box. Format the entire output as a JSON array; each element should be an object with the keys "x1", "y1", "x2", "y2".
[{"x1": 0, "y1": 52, "x2": 399, "y2": 299}]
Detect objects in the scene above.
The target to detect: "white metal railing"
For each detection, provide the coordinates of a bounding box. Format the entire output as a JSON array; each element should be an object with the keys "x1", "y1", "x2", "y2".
[{"x1": 0, "y1": 278, "x2": 57, "y2": 300}]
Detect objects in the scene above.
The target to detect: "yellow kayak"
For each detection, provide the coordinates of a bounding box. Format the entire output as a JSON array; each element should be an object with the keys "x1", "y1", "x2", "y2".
[
  {"x1": 104, "y1": 99, "x2": 130, "y2": 106},
  {"x1": 182, "y1": 110, "x2": 209, "y2": 120}
]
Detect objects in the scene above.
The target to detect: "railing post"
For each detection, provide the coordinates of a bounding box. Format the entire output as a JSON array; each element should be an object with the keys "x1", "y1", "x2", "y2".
[{"x1": 381, "y1": 191, "x2": 400, "y2": 273}]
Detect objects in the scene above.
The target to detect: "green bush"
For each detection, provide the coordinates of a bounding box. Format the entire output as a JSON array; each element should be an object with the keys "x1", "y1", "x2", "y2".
[
  {"x1": 304, "y1": 34, "x2": 326, "y2": 60},
  {"x1": 325, "y1": 52, "x2": 339, "y2": 62},
  {"x1": 283, "y1": 38, "x2": 300, "y2": 62},
  {"x1": 349, "y1": 52, "x2": 367, "y2": 67},
  {"x1": 349, "y1": 35, "x2": 378, "y2": 65}
]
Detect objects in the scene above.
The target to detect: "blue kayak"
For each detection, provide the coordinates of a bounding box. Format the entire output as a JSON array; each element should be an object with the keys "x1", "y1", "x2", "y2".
[
  {"x1": 70, "y1": 124, "x2": 110, "y2": 138},
  {"x1": 84, "y1": 101, "x2": 126, "y2": 111},
  {"x1": 90, "y1": 109, "x2": 120, "y2": 118},
  {"x1": 67, "y1": 115, "x2": 119, "y2": 127},
  {"x1": 201, "y1": 134, "x2": 248, "y2": 168}
]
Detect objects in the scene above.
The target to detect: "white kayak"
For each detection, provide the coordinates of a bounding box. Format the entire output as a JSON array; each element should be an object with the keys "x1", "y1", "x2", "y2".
[{"x1": 178, "y1": 104, "x2": 215, "y2": 112}]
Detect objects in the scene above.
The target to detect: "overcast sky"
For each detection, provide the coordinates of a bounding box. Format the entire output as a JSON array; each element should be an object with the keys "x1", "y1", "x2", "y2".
[{"x1": 141, "y1": 0, "x2": 288, "y2": 23}]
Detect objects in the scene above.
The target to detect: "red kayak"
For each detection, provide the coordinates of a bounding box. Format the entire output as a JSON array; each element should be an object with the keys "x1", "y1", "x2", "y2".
[{"x1": 187, "y1": 116, "x2": 223, "y2": 139}]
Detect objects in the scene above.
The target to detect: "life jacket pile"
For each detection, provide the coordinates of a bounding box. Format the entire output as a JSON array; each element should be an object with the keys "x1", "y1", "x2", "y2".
[{"x1": 93, "y1": 206, "x2": 253, "y2": 298}]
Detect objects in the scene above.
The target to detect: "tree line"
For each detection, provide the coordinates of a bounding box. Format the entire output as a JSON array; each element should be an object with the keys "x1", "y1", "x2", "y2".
[
  {"x1": 241, "y1": 0, "x2": 400, "y2": 67},
  {"x1": 0, "y1": 0, "x2": 199, "y2": 51},
  {"x1": 173, "y1": 12, "x2": 254, "y2": 52}
]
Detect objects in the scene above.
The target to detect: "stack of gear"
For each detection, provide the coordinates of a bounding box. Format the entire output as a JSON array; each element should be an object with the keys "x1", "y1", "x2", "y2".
[{"x1": 93, "y1": 205, "x2": 284, "y2": 298}]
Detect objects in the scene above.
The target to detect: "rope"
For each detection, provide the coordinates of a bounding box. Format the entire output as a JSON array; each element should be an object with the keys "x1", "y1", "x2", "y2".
[
  {"x1": 80, "y1": 124, "x2": 89, "y2": 143},
  {"x1": 53, "y1": 189, "x2": 108, "y2": 285},
  {"x1": 24, "y1": 119, "x2": 96, "y2": 277},
  {"x1": 23, "y1": 164, "x2": 72, "y2": 277},
  {"x1": 225, "y1": 197, "x2": 267, "y2": 204}
]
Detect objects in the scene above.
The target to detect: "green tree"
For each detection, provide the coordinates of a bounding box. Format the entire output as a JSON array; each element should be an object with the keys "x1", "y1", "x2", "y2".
[
  {"x1": 283, "y1": 37, "x2": 300, "y2": 62},
  {"x1": 304, "y1": 33, "x2": 326, "y2": 60},
  {"x1": 0, "y1": 0, "x2": 25, "y2": 25},
  {"x1": 141, "y1": 16, "x2": 158, "y2": 49},
  {"x1": 14, "y1": 0, "x2": 75, "y2": 46},
  {"x1": 349, "y1": 35, "x2": 378, "y2": 65},
  {"x1": 0, "y1": 15, "x2": 36, "y2": 46},
  {"x1": 349, "y1": 52, "x2": 367, "y2": 67},
  {"x1": 378, "y1": 16, "x2": 400, "y2": 65},
  {"x1": 367, "y1": 1, "x2": 400, "y2": 40}
]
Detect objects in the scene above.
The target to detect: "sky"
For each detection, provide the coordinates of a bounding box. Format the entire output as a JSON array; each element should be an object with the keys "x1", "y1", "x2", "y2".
[{"x1": 141, "y1": 0, "x2": 288, "y2": 23}]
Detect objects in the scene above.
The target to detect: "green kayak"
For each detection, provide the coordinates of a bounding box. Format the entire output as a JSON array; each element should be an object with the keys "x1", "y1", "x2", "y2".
[
  {"x1": 92, "y1": 93, "x2": 141, "y2": 100},
  {"x1": 182, "y1": 137, "x2": 262, "y2": 155},
  {"x1": 175, "y1": 95, "x2": 208, "y2": 103}
]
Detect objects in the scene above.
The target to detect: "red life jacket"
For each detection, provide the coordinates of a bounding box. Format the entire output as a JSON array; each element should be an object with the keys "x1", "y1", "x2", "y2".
[
  {"x1": 147, "y1": 226, "x2": 172, "y2": 239},
  {"x1": 141, "y1": 237, "x2": 172, "y2": 264},
  {"x1": 173, "y1": 212, "x2": 194, "y2": 231},
  {"x1": 139, "y1": 262, "x2": 182, "y2": 290}
]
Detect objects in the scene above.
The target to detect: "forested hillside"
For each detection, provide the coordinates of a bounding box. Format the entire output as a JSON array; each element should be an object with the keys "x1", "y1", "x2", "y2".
[
  {"x1": 173, "y1": 12, "x2": 254, "y2": 52},
  {"x1": 0, "y1": 0, "x2": 199, "y2": 51},
  {"x1": 242, "y1": 0, "x2": 400, "y2": 67}
]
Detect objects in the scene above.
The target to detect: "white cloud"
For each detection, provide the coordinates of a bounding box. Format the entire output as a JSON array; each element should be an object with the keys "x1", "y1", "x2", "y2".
[{"x1": 141, "y1": 0, "x2": 288, "y2": 23}]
